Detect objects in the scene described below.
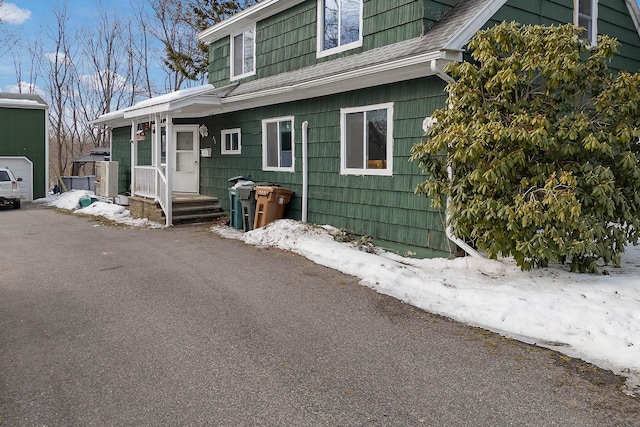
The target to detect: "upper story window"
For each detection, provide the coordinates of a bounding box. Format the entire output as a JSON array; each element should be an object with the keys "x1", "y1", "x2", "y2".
[
  {"x1": 231, "y1": 27, "x2": 255, "y2": 80},
  {"x1": 221, "y1": 128, "x2": 241, "y2": 154},
  {"x1": 317, "y1": 0, "x2": 363, "y2": 58},
  {"x1": 262, "y1": 117, "x2": 294, "y2": 172},
  {"x1": 340, "y1": 103, "x2": 394, "y2": 176},
  {"x1": 575, "y1": 0, "x2": 598, "y2": 45}
]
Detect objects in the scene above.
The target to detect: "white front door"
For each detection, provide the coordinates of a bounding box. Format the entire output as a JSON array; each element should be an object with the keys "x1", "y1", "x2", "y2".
[{"x1": 173, "y1": 126, "x2": 199, "y2": 193}]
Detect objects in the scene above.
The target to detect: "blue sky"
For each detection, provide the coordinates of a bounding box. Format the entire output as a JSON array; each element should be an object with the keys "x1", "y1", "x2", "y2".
[
  {"x1": 1, "y1": 0, "x2": 640, "y2": 94},
  {"x1": 0, "y1": 0, "x2": 153, "y2": 93}
]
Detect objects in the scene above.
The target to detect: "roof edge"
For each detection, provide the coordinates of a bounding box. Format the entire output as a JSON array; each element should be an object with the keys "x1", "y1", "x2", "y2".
[
  {"x1": 198, "y1": 0, "x2": 306, "y2": 44},
  {"x1": 625, "y1": 0, "x2": 640, "y2": 38},
  {"x1": 443, "y1": 0, "x2": 509, "y2": 50}
]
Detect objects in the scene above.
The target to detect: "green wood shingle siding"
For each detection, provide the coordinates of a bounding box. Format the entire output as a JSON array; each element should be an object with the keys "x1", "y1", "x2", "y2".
[
  {"x1": 111, "y1": 127, "x2": 153, "y2": 194},
  {"x1": 209, "y1": 0, "x2": 435, "y2": 86},
  {"x1": 0, "y1": 107, "x2": 47, "y2": 198},
  {"x1": 198, "y1": 77, "x2": 450, "y2": 254},
  {"x1": 111, "y1": 127, "x2": 131, "y2": 194},
  {"x1": 492, "y1": 0, "x2": 640, "y2": 72}
]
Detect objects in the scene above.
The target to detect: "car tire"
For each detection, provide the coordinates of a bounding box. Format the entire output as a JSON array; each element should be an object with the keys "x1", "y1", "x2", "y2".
[{"x1": 13, "y1": 199, "x2": 21, "y2": 209}]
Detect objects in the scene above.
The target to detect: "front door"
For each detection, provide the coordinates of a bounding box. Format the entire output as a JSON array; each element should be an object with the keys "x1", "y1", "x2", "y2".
[{"x1": 173, "y1": 125, "x2": 199, "y2": 193}]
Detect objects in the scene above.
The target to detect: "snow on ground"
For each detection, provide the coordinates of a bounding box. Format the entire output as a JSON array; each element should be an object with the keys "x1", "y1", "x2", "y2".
[
  {"x1": 37, "y1": 190, "x2": 163, "y2": 228},
  {"x1": 213, "y1": 220, "x2": 640, "y2": 396},
  {"x1": 36, "y1": 190, "x2": 640, "y2": 396}
]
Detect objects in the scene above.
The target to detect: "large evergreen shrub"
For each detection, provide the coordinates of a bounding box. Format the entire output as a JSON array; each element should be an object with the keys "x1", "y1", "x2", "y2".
[{"x1": 411, "y1": 22, "x2": 640, "y2": 272}]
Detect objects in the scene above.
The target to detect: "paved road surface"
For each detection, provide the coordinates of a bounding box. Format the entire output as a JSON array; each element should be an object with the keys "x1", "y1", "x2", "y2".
[{"x1": 1, "y1": 203, "x2": 639, "y2": 426}]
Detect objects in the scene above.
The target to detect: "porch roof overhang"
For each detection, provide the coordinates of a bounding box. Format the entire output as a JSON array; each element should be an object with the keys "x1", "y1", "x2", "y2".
[{"x1": 89, "y1": 84, "x2": 234, "y2": 127}]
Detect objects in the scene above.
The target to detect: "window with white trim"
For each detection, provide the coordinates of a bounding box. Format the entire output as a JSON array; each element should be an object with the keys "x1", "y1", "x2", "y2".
[
  {"x1": 262, "y1": 117, "x2": 294, "y2": 171},
  {"x1": 340, "y1": 103, "x2": 394, "y2": 176},
  {"x1": 575, "y1": 0, "x2": 598, "y2": 45},
  {"x1": 317, "y1": 0, "x2": 363, "y2": 57},
  {"x1": 221, "y1": 128, "x2": 241, "y2": 154},
  {"x1": 231, "y1": 27, "x2": 255, "y2": 79}
]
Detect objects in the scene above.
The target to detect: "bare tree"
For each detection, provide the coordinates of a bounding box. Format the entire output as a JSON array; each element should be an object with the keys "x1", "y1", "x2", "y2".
[
  {"x1": 43, "y1": 1, "x2": 79, "y2": 180},
  {"x1": 148, "y1": 0, "x2": 258, "y2": 91},
  {"x1": 73, "y1": 3, "x2": 159, "y2": 155},
  {"x1": 0, "y1": 0, "x2": 16, "y2": 59}
]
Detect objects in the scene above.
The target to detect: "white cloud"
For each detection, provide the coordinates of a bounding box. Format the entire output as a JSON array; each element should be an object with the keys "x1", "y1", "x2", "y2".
[
  {"x1": 45, "y1": 52, "x2": 72, "y2": 65},
  {"x1": 0, "y1": 2, "x2": 31, "y2": 25},
  {"x1": 5, "y1": 81, "x2": 46, "y2": 98}
]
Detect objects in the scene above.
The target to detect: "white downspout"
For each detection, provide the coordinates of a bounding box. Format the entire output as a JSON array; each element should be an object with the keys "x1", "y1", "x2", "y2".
[
  {"x1": 301, "y1": 120, "x2": 309, "y2": 222},
  {"x1": 165, "y1": 113, "x2": 173, "y2": 227},
  {"x1": 130, "y1": 120, "x2": 137, "y2": 195},
  {"x1": 432, "y1": 60, "x2": 483, "y2": 259}
]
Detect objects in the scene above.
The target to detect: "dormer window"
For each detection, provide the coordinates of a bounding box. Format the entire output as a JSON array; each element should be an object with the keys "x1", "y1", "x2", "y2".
[
  {"x1": 231, "y1": 27, "x2": 255, "y2": 80},
  {"x1": 317, "y1": 0, "x2": 363, "y2": 58},
  {"x1": 575, "y1": 0, "x2": 598, "y2": 45}
]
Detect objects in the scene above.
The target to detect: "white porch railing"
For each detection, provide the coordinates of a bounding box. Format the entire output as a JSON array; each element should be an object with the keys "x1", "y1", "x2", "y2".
[
  {"x1": 134, "y1": 166, "x2": 156, "y2": 198},
  {"x1": 133, "y1": 166, "x2": 169, "y2": 222}
]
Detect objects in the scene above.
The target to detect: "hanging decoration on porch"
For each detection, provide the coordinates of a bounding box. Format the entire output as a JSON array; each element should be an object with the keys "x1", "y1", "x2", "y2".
[
  {"x1": 199, "y1": 124, "x2": 209, "y2": 139},
  {"x1": 135, "y1": 122, "x2": 150, "y2": 141}
]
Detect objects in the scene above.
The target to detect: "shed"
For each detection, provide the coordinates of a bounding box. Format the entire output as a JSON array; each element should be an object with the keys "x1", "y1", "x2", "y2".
[{"x1": 0, "y1": 93, "x2": 48, "y2": 201}]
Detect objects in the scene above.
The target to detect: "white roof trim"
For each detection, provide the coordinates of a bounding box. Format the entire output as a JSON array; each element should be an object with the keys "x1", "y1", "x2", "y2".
[
  {"x1": 0, "y1": 98, "x2": 47, "y2": 110},
  {"x1": 219, "y1": 50, "x2": 459, "y2": 111},
  {"x1": 625, "y1": 0, "x2": 640, "y2": 37},
  {"x1": 91, "y1": 84, "x2": 221, "y2": 126},
  {"x1": 444, "y1": 0, "x2": 508, "y2": 50},
  {"x1": 198, "y1": 0, "x2": 306, "y2": 44}
]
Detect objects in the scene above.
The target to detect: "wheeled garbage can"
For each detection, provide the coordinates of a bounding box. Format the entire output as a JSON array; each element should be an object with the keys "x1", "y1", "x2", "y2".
[
  {"x1": 253, "y1": 186, "x2": 293, "y2": 229},
  {"x1": 228, "y1": 187, "x2": 243, "y2": 229},
  {"x1": 237, "y1": 183, "x2": 258, "y2": 231}
]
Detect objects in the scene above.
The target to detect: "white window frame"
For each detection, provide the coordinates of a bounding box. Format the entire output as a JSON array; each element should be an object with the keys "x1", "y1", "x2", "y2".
[
  {"x1": 230, "y1": 26, "x2": 256, "y2": 80},
  {"x1": 340, "y1": 103, "x2": 394, "y2": 176},
  {"x1": 574, "y1": 0, "x2": 598, "y2": 45},
  {"x1": 262, "y1": 116, "x2": 295, "y2": 172},
  {"x1": 316, "y1": 0, "x2": 363, "y2": 58},
  {"x1": 221, "y1": 128, "x2": 242, "y2": 155}
]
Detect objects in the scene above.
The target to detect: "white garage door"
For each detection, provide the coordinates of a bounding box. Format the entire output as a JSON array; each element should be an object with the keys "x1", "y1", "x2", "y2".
[{"x1": 0, "y1": 157, "x2": 33, "y2": 202}]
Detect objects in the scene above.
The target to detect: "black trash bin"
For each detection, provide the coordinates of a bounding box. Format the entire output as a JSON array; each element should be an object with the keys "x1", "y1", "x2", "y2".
[
  {"x1": 228, "y1": 176, "x2": 250, "y2": 230},
  {"x1": 238, "y1": 183, "x2": 258, "y2": 231}
]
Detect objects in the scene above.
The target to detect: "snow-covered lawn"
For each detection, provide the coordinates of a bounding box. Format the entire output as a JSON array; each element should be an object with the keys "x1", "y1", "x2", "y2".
[{"x1": 41, "y1": 190, "x2": 640, "y2": 396}]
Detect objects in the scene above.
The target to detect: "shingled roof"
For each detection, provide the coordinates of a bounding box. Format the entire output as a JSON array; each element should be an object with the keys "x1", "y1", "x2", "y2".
[{"x1": 93, "y1": 0, "x2": 504, "y2": 125}]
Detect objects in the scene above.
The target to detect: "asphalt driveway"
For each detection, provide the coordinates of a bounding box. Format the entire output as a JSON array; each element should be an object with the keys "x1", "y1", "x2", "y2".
[{"x1": 1, "y1": 203, "x2": 639, "y2": 426}]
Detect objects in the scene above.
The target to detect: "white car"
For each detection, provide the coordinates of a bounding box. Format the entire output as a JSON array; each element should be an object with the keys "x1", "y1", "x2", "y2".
[{"x1": 0, "y1": 166, "x2": 22, "y2": 209}]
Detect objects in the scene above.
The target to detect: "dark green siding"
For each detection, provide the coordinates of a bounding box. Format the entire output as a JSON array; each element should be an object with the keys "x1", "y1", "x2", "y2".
[
  {"x1": 491, "y1": 0, "x2": 640, "y2": 72},
  {"x1": 111, "y1": 127, "x2": 152, "y2": 194},
  {"x1": 111, "y1": 127, "x2": 131, "y2": 194},
  {"x1": 597, "y1": 0, "x2": 640, "y2": 71},
  {"x1": 0, "y1": 107, "x2": 47, "y2": 198},
  {"x1": 209, "y1": 0, "x2": 640, "y2": 87},
  {"x1": 198, "y1": 77, "x2": 451, "y2": 256},
  {"x1": 209, "y1": 0, "x2": 434, "y2": 87},
  {"x1": 209, "y1": 38, "x2": 231, "y2": 87}
]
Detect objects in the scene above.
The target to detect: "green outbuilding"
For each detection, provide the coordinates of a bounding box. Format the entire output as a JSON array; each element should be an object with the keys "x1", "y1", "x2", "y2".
[{"x1": 0, "y1": 93, "x2": 49, "y2": 201}]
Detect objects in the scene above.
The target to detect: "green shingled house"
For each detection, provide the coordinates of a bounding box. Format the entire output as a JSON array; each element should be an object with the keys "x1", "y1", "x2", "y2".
[
  {"x1": 0, "y1": 93, "x2": 48, "y2": 201},
  {"x1": 92, "y1": 0, "x2": 640, "y2": 257}
]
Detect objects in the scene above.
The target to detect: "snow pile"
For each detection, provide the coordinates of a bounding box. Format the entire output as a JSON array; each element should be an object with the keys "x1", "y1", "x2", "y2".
[
  {"x1": 213, "y1": 219, "x2": 640, "y2": 395},
  {"x1": 41, "y1": 190, "x2": 163, "y2": 228}
]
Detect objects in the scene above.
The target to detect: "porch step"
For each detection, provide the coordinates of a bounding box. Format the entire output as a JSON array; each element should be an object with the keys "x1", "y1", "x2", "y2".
[
  {"x1": 129, "y1": 194, "x2": 225, "y2": 226},
  {"x1": 170, "y1": 195, "x2": 225, "y2": 226}
]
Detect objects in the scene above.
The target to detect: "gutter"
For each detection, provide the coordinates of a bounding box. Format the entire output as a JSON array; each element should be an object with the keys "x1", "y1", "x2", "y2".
[{"x1": 432, "y1": 60, "x2": 483, "y2": 259}]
